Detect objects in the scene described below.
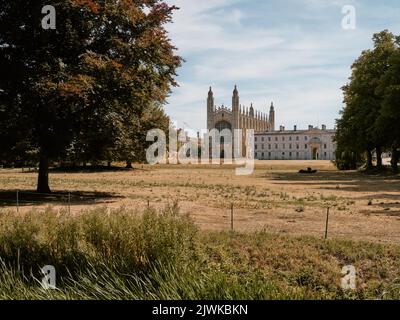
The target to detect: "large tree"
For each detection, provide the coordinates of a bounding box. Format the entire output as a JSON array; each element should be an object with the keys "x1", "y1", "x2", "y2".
[
  {"x1": 335, "y1": 30, "x2": 397, "y2": 170},
  {"x1": 376, "y1": 36, "x2": 400, "y2": 172},
  {"x1": 0, "y1": 0, "x2": 182, "y2": 192}
]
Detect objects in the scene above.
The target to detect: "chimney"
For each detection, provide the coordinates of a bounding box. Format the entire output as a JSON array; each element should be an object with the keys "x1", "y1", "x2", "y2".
[
  {"x1": 279, "y1": 125, "x2": 284, "y2": 131},
  {"x1": 308, "y1": 125, "x2": 313, "y2": 131},
  {"x1": 294, "y1": 125, "x2": 297, "y2": 131},
  {"x1": 322, "y1": 124, "x2": 326, "y2": 131}
]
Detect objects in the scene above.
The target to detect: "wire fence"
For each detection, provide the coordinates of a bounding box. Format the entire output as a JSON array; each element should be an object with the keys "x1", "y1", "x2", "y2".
[
  {"x1": 1, "y1": 191, "x2": 400, "y2": 242},
  {"x1": 1, "y1": 190, "x2": 98, "y2": 215}
]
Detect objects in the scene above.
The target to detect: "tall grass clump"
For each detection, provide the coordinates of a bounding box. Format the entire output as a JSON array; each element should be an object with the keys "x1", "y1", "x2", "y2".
[
  {"x1": 0, "y1": 202, "x2": 201, "y2": 298},
  {"x1": 0, "y1": 203, "x2": 399, "y2": 300}
]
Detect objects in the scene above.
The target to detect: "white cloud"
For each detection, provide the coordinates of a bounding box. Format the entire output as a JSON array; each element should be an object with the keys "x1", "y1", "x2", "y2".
[{"x1": 164, "y1": 0, "x2": 399, "y2": 132}]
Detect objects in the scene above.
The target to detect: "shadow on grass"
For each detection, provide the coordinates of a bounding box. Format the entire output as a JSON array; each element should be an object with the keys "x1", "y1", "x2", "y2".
[
  {"x1": 50, "y1": 165, "x2": 141, "y2": 173},
  {"x1": 0, "y1": 190, "x2": 122, "y2": 207},
  {"x1": 265, "y1": 170, "x2": 400, "y2": 193}
]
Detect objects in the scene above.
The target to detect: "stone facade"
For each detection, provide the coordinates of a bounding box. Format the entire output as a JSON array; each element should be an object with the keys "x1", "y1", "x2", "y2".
[
  {"x1": 207, "y1": 86, "x2": 275, "y2": 134},
  {"x1": 254, "y1": 125, "x2": 336, "y2": 160},
  {"x1": 206, "y1": 85, "x2": 336, "y2": 160}
]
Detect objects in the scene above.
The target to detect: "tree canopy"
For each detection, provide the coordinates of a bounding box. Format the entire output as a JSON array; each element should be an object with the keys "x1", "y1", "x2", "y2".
[
  {"x1": 335, "y1": 30, "x2": 400, "y2": 172},
  {"x1": 0, "y1": 0, "x2": 182, "y2": 192}
]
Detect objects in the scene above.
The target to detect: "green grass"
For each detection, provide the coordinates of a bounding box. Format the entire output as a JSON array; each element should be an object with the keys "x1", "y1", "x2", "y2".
[{"x1": 0, "y1": 204, "x2": 399, "y2": 300}]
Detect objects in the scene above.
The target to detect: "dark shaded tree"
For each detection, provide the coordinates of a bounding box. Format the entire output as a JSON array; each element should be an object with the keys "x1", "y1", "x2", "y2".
[
  {"x1": 0, "y1": 0, "x2": 182, "y2": 192},
  {"x1": 335, "y1": 30, "x2": 397, "y2": 171}
]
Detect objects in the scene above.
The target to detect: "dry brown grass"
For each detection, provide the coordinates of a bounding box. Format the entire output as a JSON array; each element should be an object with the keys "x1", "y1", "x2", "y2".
[{"x1": 1, "y1": 160, "x2": 399, "y2": 244}]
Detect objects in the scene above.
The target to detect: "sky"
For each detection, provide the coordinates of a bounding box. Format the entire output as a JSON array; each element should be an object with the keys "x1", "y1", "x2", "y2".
[{"x1": 164, "y1": 0, "x2": 400, "y2": 134}]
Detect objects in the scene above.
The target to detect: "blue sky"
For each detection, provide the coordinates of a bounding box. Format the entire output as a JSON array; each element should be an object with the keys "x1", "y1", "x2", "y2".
[{"x1": 164, "y1": 0, "x2": 400, "y2": 133}]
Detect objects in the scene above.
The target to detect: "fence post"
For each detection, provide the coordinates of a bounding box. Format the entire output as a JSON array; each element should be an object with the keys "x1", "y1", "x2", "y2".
[
  {"x1": 231, "y1": 203, "x2": 234, "y2": 231},
  {"x1": 16, "y1": 190, "x2": 19, "y2": 213},
  {"x1": 68, "y1": 192, "x2": 71, "y2": 215},
  {"x1": 324, "y1": 207, "x2": 330, "y2": 239}
]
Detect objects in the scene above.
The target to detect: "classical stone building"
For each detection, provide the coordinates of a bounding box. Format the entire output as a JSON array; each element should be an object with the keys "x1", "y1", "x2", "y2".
[
  {"x1": 206, "y1": 85, "x2": 336, "y2": 160},
  {"x1": 254, "y1": 125, "x2": 336, "y2": 160}
]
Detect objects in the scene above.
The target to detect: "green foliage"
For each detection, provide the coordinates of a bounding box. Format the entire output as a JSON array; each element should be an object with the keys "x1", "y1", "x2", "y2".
[
  {"x1": 0, "y1": 207, "x2": 399, "y2": 300},
  {"x1": 335, "y1": 30, "x2": 400, "y2": 171},
  {"x1": 0, "y1": 0, "x2": 182, "y2": 191}
]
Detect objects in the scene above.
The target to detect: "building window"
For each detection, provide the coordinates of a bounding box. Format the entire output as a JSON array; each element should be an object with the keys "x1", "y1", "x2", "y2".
[
  {"x1": 296, "y1": 136, "x2": 299, "y2": 141},
  {"x1": 262, "y1": 137, "x2": 265, "y2": 142},
  {"x1": 289, "y1": 152, "x2": 292, "y2": 157},
  {"x1": 305, "y1": 136, "x2": 308, "y2": 141},
  {"x1": 305, "y1": 144, "x2": 308, "y2": 149},
  {"x1": 275, "y1": 137, "x2": 278, "y2": 141},
  {"x1": 296, "y1": 144, "x2": 299, "y2": 149},
  {"x1": 268, "y1": 144, "x2": 271, "y2": 149},
  {"x1": 289, "y1": 136, "x2": 292, "y2": 141},
  {"x1": 282, "y1": 137, "x2": 285, "y2": 141},
  {"x1": 275, "y1": 144, "x2": 278, "y2": 149},
  {"x1": 262, "y1": 144, "x2": 264, "y2": 150},
  {"x1": 255, "y1": 144, "x2": 258, "y2": 150},
  {"x1": 283, "y1": 144, "x2": 285, "y2": 149},
  {"x1": 268, "y1": 152, "x2": 271, "y2": 157},
  {"x1": 262, "y1": 152, "x2": 264, "y2": 158},
  {"x1": 289, "y1": 144, "x2": 292, "y2": 149},
  {"x1": 324, "y1": 144, "x2": 327, "y2": 149},
  {"x1": 268, "y1": 137, "x2": 271, "y2": 141},
  {"x1": 255, "y1": 137, "x2": 257, "y2": 142}
]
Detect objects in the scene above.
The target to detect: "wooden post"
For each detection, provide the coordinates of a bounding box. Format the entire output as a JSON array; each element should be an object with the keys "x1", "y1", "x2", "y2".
[
  {"x1": 324, "y1": 207, "x2": 330, "y2": 239},
  {"x1": 68, "y1": 193, "x2": 71, "y2": 215},
  {"x1": 231, "y1": 203, "x2": 234, "y2": 231},
  {"x1": 16, "y1": 190, "x2": 19, "y2": 213}
]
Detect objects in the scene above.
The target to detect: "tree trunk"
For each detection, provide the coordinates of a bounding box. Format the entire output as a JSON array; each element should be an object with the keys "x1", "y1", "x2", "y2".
[
  {"x1": 126, "y1": 161, "x2": 133, "y2": 169},
  {"x1": 37, "y1": 156, "x2": 51, "y2": 193},
  {"x1": 107, "y1": 161, "x2": 112, "y2": 168},
  {"x1": 376, "y1": 146, "x2": 383, "y2": 170},
  {"x1": 366, "y1": 149, "x2": 373, "y2": 170},
  {"x1": 391, "y1": 145, "x2": 399, "y2": 173}
]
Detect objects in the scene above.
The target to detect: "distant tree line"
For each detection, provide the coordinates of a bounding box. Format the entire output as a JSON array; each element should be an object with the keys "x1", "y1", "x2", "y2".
[
  {"x1": 0, "y1": 0, "x2": 182, "y2": 192},
  {"x1": 335, "y1": 30, "x2": 400, "y2": 172}
]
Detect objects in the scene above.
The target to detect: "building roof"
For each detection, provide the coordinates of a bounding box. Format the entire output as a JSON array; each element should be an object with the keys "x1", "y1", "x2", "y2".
[{"x1": 255, "y1": 129, "x2": 336, "y2": 135}]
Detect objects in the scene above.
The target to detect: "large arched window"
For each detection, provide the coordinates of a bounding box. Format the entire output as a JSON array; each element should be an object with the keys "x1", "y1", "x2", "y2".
[{"x1": 215, "y1": 121, "x2": 232, "y2": 132}]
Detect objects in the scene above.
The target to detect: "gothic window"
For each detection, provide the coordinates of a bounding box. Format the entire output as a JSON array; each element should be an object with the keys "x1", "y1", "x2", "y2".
[{"x1": 215, "y1": 121, "x2": 232, "y2": 132}]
